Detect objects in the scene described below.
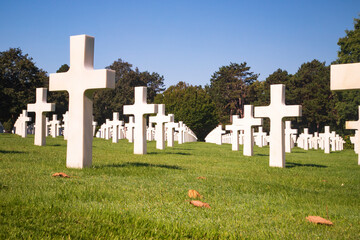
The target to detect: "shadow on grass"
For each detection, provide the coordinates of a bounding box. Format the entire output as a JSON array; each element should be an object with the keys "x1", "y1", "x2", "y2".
[
  {"x1": 286, "y1": 162, "x2": 328, "y2": 168},
  {"x1": 148, "y1": 151, "x2": 191, "y2": 156},
  {"x1": 48, "y1": 144, "x2": 62, "y2": 147},
  {"x1": 255, "y1": 153, "x2": 269, "y2": 157},
  {"x1": 0, "y1": 150, "x2": 27, "y2": 154},
  {"x1": 95, "y1": 162, "x2": 184, "y2": 170}
]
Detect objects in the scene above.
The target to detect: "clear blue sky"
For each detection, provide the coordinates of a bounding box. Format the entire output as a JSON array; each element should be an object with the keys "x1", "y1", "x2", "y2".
[{"x1": 0, "y1": 0, "x2": 359, "y2": 87}]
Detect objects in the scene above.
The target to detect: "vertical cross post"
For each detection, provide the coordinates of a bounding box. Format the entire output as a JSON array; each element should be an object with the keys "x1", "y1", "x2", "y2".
[
  {"x1": 165, "y1": 114, "x2": 178, "y2": 147},
  {"x1": 254, "y1": 84, "x2": 301, "y2": 168},
  {"x1": 149, "y1": 104, "x2": 171, "y2": 150},
  {"x1": 284, "y1": 121, "x2": 297, "y2": 153},
  {"x1": 123, "y1": 87, "x2": 158, "y2": 154},
  {"x1": 49, "y1": 35, "x2": 115, "y2": 168},
  {"x1": 27, "y1": 88, "x2": 55, "y2": 145}
]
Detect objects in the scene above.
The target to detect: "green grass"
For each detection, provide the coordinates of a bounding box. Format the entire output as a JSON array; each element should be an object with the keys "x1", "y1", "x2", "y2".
[{"x1": 0, "y1": 133, "x2": 359, "y2": 239}]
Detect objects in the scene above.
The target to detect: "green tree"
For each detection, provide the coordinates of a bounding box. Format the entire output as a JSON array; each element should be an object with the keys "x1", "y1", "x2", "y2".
[
  {"x1": 155, "y1": 82, "x2": 218, "y2": 141},
  {"x1": 335, "y1": 17, "x2": 360, "y2": 64},
  {"x1": 209, "y1": 62, "x2": 258, "y2": 123},
  {"x1": 47, "y1": 64, "x2": 69, "y2": 117},
  {"x1": 0, "y1": 48, "x2": 47, "y2": 131},
  {"x1": 93, "y1": 59, "x2": 165, "y2": 124}
]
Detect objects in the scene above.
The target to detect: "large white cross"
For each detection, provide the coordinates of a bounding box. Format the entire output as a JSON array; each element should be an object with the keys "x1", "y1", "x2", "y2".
[
  {"x1": 284, "y1": 121, "x2": 297, "y2": 153},
  {"x1": 149, "y1": 104, "x2": 171, "y2": 150},
  {"x1": 110, "y1": 112, "x2": 124, "y2": 143},
  {"x1": 125, "y1": 116, "x2": 135, "y2": 143},
  {"x1": 254, "y1": 84, "x2": 302, "y2": 168},
  {"x1": 235, "y1": 105, "x2": 262, "y2": 156},
  {"x1": 123, "y1": 86, "x2": 158, "y2": 154},
  {"x1": 27, "y1": 88, "x2": 55, "y2": 146},
  {"x1": 18, "y1": 110, "x2": 31, "y2": 138},
  {"x1": 346, "y1": 106, "x2": 360, "y2": 164},
  {"x1": 165, "y1": 114, "x2": 178, "y2": 147},
  {"x1": 225, "y1": 115, "x2": 243, "y2": 151},
  {"x1": 49, "y1": 34, "x2": 115, "y2": 168}
]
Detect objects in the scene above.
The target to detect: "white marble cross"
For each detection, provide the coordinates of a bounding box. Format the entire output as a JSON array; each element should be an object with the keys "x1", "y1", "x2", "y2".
[
  {"x1": 301, "y1": 128, "x2": 312, "y2": 150},
  {"x1": 165, "y1": 114, "x2": 178, "y2": 147},
  {"x1": 105, "y1": 119, "x2": 111, "y2": 140},
  {"x1": 123, "y1": 86, "x2": 158, "y2": 154},
  {"x1": 311, "y1": 132, "x2": 320, "y2": 150},
  {"x1": 18, "y1": 110, "x2": 31, "y2": 138},
  {"x1": 254, "y1": 126, "x2": 267, "y2": 147},
  {"x1": 50, "y1": 114, "x2": 60, "y2": 138},
  {"x1": 319, "y1": 126, "x2": 332, "y2": 154},
  {"x1": 346, "y1": 106, "x2": 360, "y2": 164},
  {"x1": 125, "y1": 116, "x2": 135, "y2": 143},
  {"x1": 225, "y1": 115, "x2": 243, "y2": 151},
  {"x1": 284, "y1": 121, "x2": 297, "y2": 153},
  {"x1": 110, "y1": 112, "x2": 123, "y2": 143},
  {"x1": 331, "y1": 62, "x2": 360, "y2": 90},
  {"x1": 149, "y1": 104, "x2": 171, "y2": 150},
  {"x1": 27, "y1": 88, "x2": 55, "y2": 146},
  {"x1": 254, "y1": 84, "x2": 302, "y2": 168},
  {"x1": 45, "y1": 117, "x2": 50, "y2": 137},
  {"x1": 49, "y1": 34, "x2": 115, "y2": 168},
  {"x1": 235, "y1": 105, "x2": 262, "y2": 156},
  {"x1": 177, "y1": 121, "x2": 186, "y2": 144}
]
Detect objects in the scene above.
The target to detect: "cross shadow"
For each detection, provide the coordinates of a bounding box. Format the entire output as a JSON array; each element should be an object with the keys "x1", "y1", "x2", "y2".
[
  {"x1": 94, "y1": 162, "x2": 184, "y2": 170},
  {"x1": 286, "y1": 162, "x2": 327, "y2": 168},
  {"x1": 48, "y1": 144, "x2": 62, "y2": 147},
  {"x1": 0, "y1": 150, "x2": 26, "y2": 154},
  {"x1": 148, "y1": 151, "x2": 191, "y2": 156},
  {"x1": 255, "y1": 153, "x2": 269, "y2": 157}
]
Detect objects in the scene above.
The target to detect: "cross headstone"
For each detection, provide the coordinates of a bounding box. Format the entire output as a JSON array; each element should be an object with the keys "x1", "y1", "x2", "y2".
[
  {"x1": 165, "y1": 114, "x2": 178, "y2": 147},
  {"x1": 149, "y1": 104, "x2": 171, "y2": 150},
  {"x1": 345, "y1": 106, "x2": 360, "y2": 164},
  {"x1": 49, "y1": 34, "x2": 115, "y2": 168},
  {"x1": 254, "y1": 84, "x2": 302, "y2": 168},
  {"x1": 330, "y1": 131, "x2": 337, "y2": 152},
  {"x1": 92, "y1": 116, "x2": 97, "y2": 137},
  {"x1": 301, "y1": 128, "x2": 312, "y2": 151},
  {"x1": 45, "y1": 117, "x2": 50, "y2": 137},
  {"x1": 49, "y1": 114, "x2": 60, "y2": 138},
  {"x1": 254, "y1": 126, "x2": 267, "y2": 147},
  {"x1": 177, "y1": 121, "x2": 186, "y2": 144},
  {"x1": 284, "y1": 121, "x2": 297, "y2": 153},
  {"x1": 110, "y1": 112, "x2": 123, "y2": 143},
  {"x1": 125, "y1": 116, "x2": 135, "y2": 143},
  {"x1": 235, "y1": 105, "x2": 262, "y2": 156},
  {"x1": 312, "y1": 132, "x2": 320, "y2": 150},
  {"x1": 123, "y1": 86, "x2": 158, "y2": 154},
  {"x1": 18, "y1": 110, "x2": 32, "y2": 138},
  {"x1": 319, "y1": 126, "x2": 332, "y2": 154},
  {"x1": 105, "y1": 119, "x2": 111, "y2": 140},
  {"x1": 27, "y1": 88, "x2": 55, "y2": 145},
  {"x1": 147, "y1": 123, "x2": 155, "y2": 141},
  {"x1": 225, "y1": 115, "x2": 243, "y2": 151}
]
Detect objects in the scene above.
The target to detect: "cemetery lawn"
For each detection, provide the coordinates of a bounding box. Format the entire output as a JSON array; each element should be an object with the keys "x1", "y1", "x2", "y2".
[{"x1": 0, "y1": 134, "x2": 359, "y2": 239}]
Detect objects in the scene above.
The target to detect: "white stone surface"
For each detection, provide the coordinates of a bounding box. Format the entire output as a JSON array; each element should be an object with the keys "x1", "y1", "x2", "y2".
[
  {"x1": 49, "y1": 34, "x2": 115, "y2": 168},
  {"x1": 284, "y1": 121, "x2": 297, "y2": 153},
  {"x1": 18, "y1": 110, "x2": 31, "y2": 138},
  {"x1": 177, "y1": 121, "x2": 186, "y2": 144},
  {"x1": 62, "y1": 112, "x2": 69, "y2": 140},
  {"x1": 254, "y1": 84, "x2": 302, "y2": 168},
  {"x1": 225, "y1": 115, "x2": 243, "y2": 151},
  {"x1": 301, "y1": 128, "x2": 312, "y2": 151},
  {"x1": 319, "y1": 126, "x2": 332, "y2": 154},
  {"x1": 205, "y1": 125, "x2": 225, "y2": 145},
  {"x1": 235, "y1": 105, "x2": 262, "y2": 156},
  {"x1": 27, "y1": 88, "x2": 55, "y2": 146},
  {"x1": 331, "y1": 62, "x2": 360, "y2": 90},
  {"x1": 165, "y1": 114, "x2": 178, "y2": 147},
  {"x1": 346, "y1": 106, "x2": 360, "y2": 164},
  {"x1": 92, "y1": 116, "x2": 97, "y2": 137},
  {"x1": 49, "y1": 114, "x2": 60, "y2": 138},
  {"x1": 125, "y1": 116, "x2": 135, "y2": 143},
  {"x1": 149, "y1": 104, "x2": 171, "y2": 150},
  {"x1": 123, "y1": 86, "x2": 158, "y2": 154},
  {"x1": 110, "y1": 112, "x2": 123, "y2": 143}
]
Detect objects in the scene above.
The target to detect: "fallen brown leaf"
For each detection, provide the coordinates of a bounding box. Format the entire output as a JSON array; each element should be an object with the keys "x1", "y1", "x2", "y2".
[
  {"x1": 306, "y1": 216, "x2": 333, "y2": 225},
  {"x1": 190, "y1": 200, "x2": 211, "y2": 209},
  {"x1": 197, "y1": 176, "x2": 206, "y2": 180},
  {"x1": 188, "y1": 189, "x2": 202, "y2": 199},
  {"x1": 52, "y1": 172, "x2": 70, "y2": 178}
]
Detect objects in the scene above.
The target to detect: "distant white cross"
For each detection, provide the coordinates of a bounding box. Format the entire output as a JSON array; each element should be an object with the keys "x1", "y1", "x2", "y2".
[
  {"x1": 110, "y1": 112, "x2": 124, "y2": 143},
  {"x1": 149, "y1": 104, "x2": 171, "y2": 150},
  {"x1": 225, "y1": 115, "x2": 243, "y2": 151},
  {"x1": 319, "y1": 126, "x2": 332, "y2": 154},
  {"x1": 284, "y1": 121, "x2": 297, "y2": 153},
  {"x1": 18, "y1": 110, "x2": 31, "y2": 138},
  {"x1": 123, "y1": 86, "x2": 158, "y2": 154},
  {"x1": 27, "y1": 88, "x2": 55, "y2": 146},
  {"x1": 177, "y1": 121, "x2": 186, "y2": 144},
  {"x1": 49, "y1": 34, "x2": 115, "y2": 168},
  {"x1": 254, "y1": 84, "x2": 302, "y2": 168},
  {"x1": 125, "y1": 116, "x2": 135, "y2": 143},
  {"x1": 49, "y1": 114, "x2": 60, "y2": 138},
  {"x1": 235, "y1": 105, "x2": 262, "y2": 156},
  {"x1": 165, "y1": 114, "x2": 178, "y2": 147},
  {"x1": 301, "y1": 128, "x2": 312, "y2": 151}
]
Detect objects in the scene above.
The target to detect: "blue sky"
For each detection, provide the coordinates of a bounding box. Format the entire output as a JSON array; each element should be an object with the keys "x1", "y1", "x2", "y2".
[{"x1": 0, "y1": 0, "x2": 359, "y2": 87}]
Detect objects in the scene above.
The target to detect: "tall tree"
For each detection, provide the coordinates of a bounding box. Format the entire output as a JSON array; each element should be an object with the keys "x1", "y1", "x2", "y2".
[
  {"x1": 209, "y1": 62, "x2": 258, "y2": 123},
  {"x1": 155, "y1": 82, "x2": 218, "y2": 141},
  {"x1": 0, "y1": 48, "x2": 47, "y2": 130},
  {"x1": 47, "y1": 64, "x2": 69, "y2": 117}
]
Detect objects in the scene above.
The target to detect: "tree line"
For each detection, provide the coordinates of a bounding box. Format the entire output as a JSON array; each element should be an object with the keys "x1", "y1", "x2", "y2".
[{"x1": 1, "y1": 17, "x2": 359, "y2": 141}]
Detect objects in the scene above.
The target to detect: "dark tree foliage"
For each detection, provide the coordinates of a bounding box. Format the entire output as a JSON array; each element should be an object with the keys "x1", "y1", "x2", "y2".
[
  {"x1": 93, "y1": 59, "x2": 165, "y2": 125},
  {"x1": 0, "y1": 48, "x2": 47, "y2": 130},
  {"x1": 155, "y1": 82, "x2": 218, "y2": 141},
  {"x1": 209, "y1": 62, "x2": 258, "y2": 123}
]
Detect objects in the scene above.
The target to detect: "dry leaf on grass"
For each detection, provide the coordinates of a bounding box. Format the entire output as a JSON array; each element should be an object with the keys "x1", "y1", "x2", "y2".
[
  {"x1": 188, "y1": 189, "x2": 202, "y2": 199},
  {"x1": 52, "y1": 172, "x2": 70, "y2": 178},
  {"x1": 306, "y1": 216, "x2": 333, "y2": 225},
  {"x1": 190, "y1": 200, "x2": 211, "y2": 209},
  {"x1": 197, "y1": 176, "x2": 206, "y2": 180}
]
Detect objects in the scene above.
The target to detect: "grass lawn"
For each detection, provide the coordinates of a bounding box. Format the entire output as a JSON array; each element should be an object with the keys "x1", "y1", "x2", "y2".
[{"x1": 0, "y1": 133, "x2": 359, "y2": 239}]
